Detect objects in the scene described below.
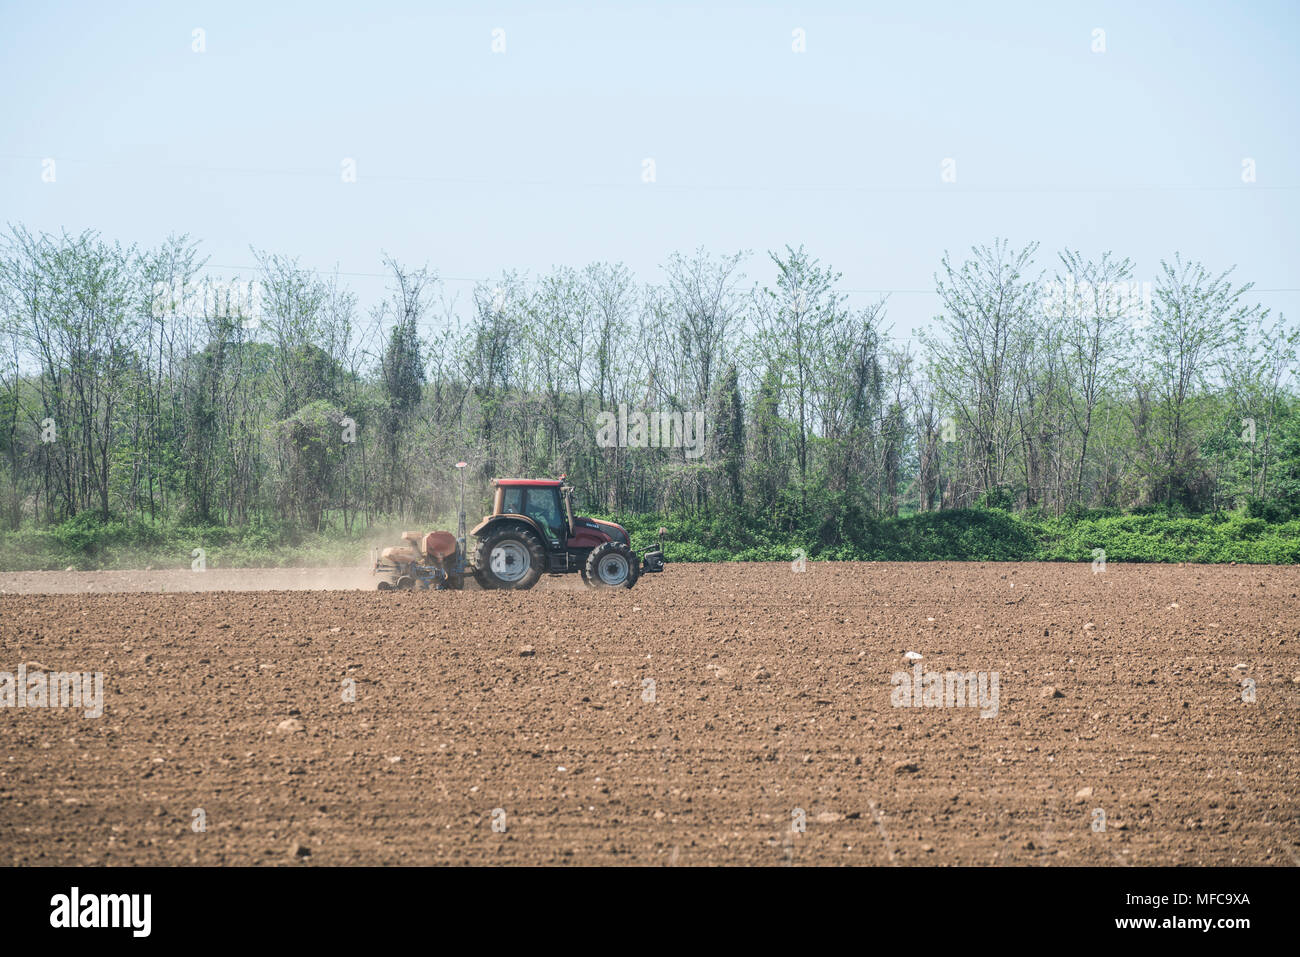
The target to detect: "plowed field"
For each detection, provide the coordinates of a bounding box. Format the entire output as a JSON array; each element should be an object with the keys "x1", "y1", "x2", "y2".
[{"x1": 2, "y1": 562, "x2": 1297, "y2": 865}]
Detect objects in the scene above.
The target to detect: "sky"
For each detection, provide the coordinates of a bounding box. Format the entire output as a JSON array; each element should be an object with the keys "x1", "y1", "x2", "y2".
[{"x1": 2, "y1": 0, "x2": 1298, "y2": 340}]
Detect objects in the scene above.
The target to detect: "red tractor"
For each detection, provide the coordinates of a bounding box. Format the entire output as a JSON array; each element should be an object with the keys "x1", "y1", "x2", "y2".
[{"x1": 373, "y1": 477, "x2": 665, "y2": 591}]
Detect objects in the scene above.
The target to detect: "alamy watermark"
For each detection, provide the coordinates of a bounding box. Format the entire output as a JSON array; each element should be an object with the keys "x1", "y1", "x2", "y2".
[
  {"x1": 1, "y1": 664, "x2": 104, "y2": 718},
  {"x1": 49, "y1": 887, "x2": 150, "y2": 937},
  {"x1": 890, "y1": 663, "x2": 999, "y2": 718},
  {"x1": 1040, "y1": 277, "x2": 1152, "y2": 324},
  {"x1": 595, "y1": 404, "x2": 705, "y2": 458},
  {"x1": 151, "y1": 278, "x2": 263, "y2": 328}
]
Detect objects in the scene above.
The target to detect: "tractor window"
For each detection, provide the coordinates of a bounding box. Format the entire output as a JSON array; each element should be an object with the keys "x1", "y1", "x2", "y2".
[
  {"x1": 501, "y1": 487, "x2": 525, "y2": 515},
  {"x1": 524, "y1": 488, "x2": 565, "y2": 543}
]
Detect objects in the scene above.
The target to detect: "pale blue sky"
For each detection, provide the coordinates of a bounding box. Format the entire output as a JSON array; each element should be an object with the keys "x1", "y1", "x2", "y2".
[{"x1": 2, "y1": 1, "x2": 1297, "y2": 338}]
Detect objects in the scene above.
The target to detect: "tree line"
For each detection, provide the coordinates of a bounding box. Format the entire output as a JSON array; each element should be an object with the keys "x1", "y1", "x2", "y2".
[{"x1": 1, "y1": 224, "x2": 1296, "y2": 543}]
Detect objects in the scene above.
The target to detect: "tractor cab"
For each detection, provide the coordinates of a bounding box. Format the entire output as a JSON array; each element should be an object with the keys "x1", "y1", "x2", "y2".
[
  {"x1": 488, "y1": 479, "x2": 629, "y2": 553},
  {"x1": 498, "y1": 480, "x2": 568, "y2": 546}
]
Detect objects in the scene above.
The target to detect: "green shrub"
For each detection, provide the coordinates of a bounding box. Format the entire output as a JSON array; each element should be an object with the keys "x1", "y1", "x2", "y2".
[
  {"x1": 0, "y1": 501, "x2": 1297, "y2": 570},
  {"x1": 1245, "y1": 496, "x2": 1293, "y2": 523}
]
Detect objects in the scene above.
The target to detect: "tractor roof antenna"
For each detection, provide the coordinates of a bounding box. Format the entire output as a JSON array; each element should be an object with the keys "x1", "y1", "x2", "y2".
[{"x1": 455, "y1": 461, "x2": 468, "y2": 546}]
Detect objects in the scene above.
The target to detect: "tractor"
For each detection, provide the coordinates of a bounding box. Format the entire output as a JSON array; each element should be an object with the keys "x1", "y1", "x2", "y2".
[{"x1": 372, "y1": 474, "x2": 665, "y2": 591}]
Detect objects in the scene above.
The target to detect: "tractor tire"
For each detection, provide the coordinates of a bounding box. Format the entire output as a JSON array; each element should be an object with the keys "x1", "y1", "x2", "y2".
[
  {"x1": 474, "y1": 525, "x2": 546, "y2": 590},
  {"x1": 585, "y1": 541, "x2": 638, "y2": 589}
]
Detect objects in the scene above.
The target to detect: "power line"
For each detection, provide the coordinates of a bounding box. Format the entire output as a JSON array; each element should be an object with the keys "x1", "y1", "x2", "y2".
[
  {"x1": 193, "y1": 264, "x2": 1300, "y2": 296},
  {"x1": 198, "y1": 261, "x2": 944, "y2": 294}
]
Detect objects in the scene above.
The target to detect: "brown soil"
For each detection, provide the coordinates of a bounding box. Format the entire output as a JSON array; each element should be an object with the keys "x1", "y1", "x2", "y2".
[{"x1": 1, "y1": 561, "x2": 1297, "y2": 865}]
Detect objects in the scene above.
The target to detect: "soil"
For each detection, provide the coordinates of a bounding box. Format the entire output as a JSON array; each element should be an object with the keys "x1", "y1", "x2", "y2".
[{"x1": 1, "y1": 561, "x2": 1297, "y2": 865}]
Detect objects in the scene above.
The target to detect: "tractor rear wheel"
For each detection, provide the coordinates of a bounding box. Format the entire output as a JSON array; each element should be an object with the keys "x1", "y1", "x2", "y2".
[
  {"x1": 474, "y1": 525, "x2": 546, "y2": 590},
  {"x1": 585, "y1": 541, "x2": 638, "y2": 589}
]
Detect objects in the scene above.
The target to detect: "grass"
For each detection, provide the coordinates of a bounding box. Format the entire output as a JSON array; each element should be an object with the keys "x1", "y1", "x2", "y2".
[
  {"x1": 0, "y1": 506, "x2": 1297, "y2": 571},
  {"x1": 0, "y1": 514, "x2": 377, "y2": 571},
  {"x1": 614, "y1": 507, "x2": 1300, "y2": 565}
]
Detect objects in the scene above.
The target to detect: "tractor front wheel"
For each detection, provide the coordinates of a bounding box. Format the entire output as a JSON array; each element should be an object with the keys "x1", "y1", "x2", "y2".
[
  {"x1": 474, "y1": 525, "x2": 546, "y2": 590},
  {"x1": 585, "y1": 541, "x2": 638, "y2": 589}
]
